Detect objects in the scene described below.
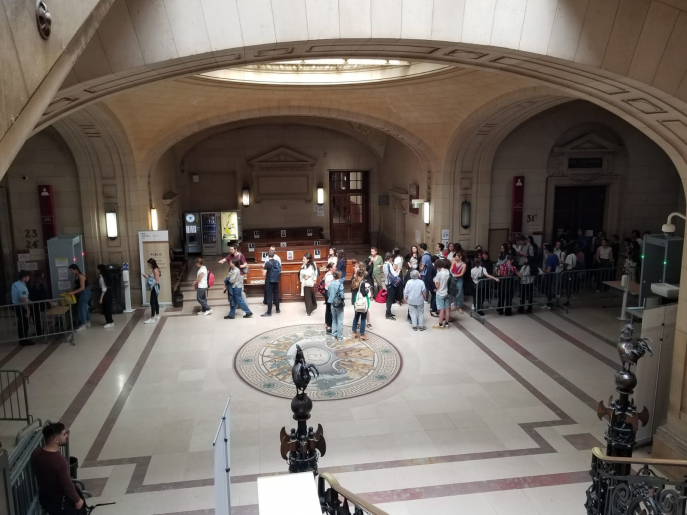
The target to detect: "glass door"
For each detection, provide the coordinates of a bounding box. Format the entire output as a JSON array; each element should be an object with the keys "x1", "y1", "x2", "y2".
[{"x1": 329, "y1": 171, "x2": 368, "y2": 244}]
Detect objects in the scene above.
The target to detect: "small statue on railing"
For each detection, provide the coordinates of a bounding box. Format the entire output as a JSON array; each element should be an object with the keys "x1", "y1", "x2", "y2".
[
  {"x1": 280, "y1": 345, "x2": 326, "y2": 473},
  {"x1": 596, "y1": 324, "x2": 653, "y2": 461}
]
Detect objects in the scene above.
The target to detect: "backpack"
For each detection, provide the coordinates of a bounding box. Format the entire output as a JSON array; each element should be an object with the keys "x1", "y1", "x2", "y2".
[
  {"x1": 316, "y1": 278, "x2": 327, "y2": 296},
  {"x1": 386, "y1": 263, "x2": 401, "y2": 287},
  {"x1": 354, "y1": 283, "x2": 369, "y2": 313},
  {"x1": 207, "y1": 270, "x2": 215, "y2": 288},
  {"x1": 332, "y1": 284, "x2": 345, "y2": 308},
  {"x1": 268, "y1": 259, "x2": 281, "y2": 283}
]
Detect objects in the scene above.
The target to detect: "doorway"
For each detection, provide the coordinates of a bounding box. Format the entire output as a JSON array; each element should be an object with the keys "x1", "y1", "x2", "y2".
[
  {"x1": 329, "y1": 171, "x2": 369, "y2": 245},
  {"x1": 552, "y1": 185, "x2": 606, "y2": 241}
]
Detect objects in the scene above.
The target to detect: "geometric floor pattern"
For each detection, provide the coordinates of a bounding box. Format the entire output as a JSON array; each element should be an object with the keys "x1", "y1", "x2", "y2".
[
  {"x1": 234, "y1": 324, "x2": 402, "y2": 400},
  {"x1": 0, "y1": 262, "x2": 643, "y2": 515}
]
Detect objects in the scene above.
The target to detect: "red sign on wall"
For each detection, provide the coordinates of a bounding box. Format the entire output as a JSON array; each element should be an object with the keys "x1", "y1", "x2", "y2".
[
  {"x1": 511, "y1": 176, "x2": 524, "y2": 240},
  {"x1": 38, "y1": 185, "x2": 56, "y2": 244}
]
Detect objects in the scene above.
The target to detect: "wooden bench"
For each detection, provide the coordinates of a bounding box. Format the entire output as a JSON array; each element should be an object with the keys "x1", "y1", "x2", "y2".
[
  {"x1": 241, "y1": 238, "x2": 329, "y2": 259},
  {"x1": 242, "y1": 226, "x2": 324, "y2": 241}
]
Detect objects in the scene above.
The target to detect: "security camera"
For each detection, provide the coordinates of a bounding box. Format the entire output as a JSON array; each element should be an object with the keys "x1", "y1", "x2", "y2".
[
  {"x1": 21, "y1": 175, "x2": 28, "y2": 181},
  {"x1": 663, "y1": 212, "x2": 686, "y2": 237},
  {"x1": 181, "y1": 162, "x2": 186, "y2": 173}
]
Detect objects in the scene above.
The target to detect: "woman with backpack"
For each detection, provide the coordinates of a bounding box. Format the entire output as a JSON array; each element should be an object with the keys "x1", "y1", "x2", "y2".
[
  {"x1": 142, "y1": 258, "x2": 161, "y2": 324},
  {"x1": 194, "y1": 257, "x2": 212, "y2": 316},
  {"x1": 351, "y1": 268, "x2": 370, "y2": 340},
  {"x1": 299, "y1": 253, "x2": 318, "y2": 316}
]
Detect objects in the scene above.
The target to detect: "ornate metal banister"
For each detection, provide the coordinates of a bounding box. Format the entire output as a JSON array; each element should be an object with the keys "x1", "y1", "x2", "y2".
[
  {"x1": 586, "y1": 447, "x2": 687, "y2": 514},
  {"x1": 318, "y1": 472, "x2": 389, "y2": 515}
]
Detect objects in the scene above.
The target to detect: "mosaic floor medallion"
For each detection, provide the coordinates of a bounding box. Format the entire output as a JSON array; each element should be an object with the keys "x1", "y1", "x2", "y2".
[{"x1": 234, "y1": 324, "x2": 402, "y2": 400}]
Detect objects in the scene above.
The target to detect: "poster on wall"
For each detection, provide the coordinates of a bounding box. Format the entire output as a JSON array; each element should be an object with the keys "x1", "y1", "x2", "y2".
[
  {"x1": 280, "y1": 242, "x2": 287, "y2": 247},
  {"x1": 441, "y1": 229, "x2": 450, "y2": 240},
  {"x1": 281, "y1": 230, "x2": 287, "y2": 237},
  {"x1": 139, "y1": 231, "x2": 172, "y2": 307},
  {"x1": 248, "y1": 243, "x2": 255, "y2": 252},
  {"x1": 409, "y1": 183, "x2": 419, "y2": 215},
  {"x1": 314, "y1": 249, "x2": 321, "y2": 259},
  {"x1": 287, "y1": 251, "x2": 294, "y2": 261},
  {"x1": 317, "y1": 206, "x2": 324, "y2": 217},
  {"x1": 307, "y1": 229, "x2": 313, "y2": 236},
  {"x1": 253, "y1": 231, "x2": 260, "y2": 238}
]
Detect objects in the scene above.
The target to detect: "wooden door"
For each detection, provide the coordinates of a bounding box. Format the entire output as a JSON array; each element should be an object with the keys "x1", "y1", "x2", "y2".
[
  {"x1": 329, "y1": 171, "x2": 369, "y2": 245},
  {"x1": 552, "y1": 186, "x2": 606, "y2": 241}
]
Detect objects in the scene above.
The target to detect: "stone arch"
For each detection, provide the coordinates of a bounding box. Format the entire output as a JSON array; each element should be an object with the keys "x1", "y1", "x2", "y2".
[{"x1": 51, "y1": 104, "x2": 143, "y2": 297}]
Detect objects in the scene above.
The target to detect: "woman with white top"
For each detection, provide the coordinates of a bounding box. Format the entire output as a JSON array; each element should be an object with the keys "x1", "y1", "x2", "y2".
[
  {"x1": 392, "y1": 247, "x2": 404, "y2": 305},
  {"x1": 97, "y1": 264, "x2": 114, "y2": 328},
  {"x1": 299, "y1": 253, "x2": 318, "y2": 316},
  {"x1": 142, "y1": 258, "x2": 161, "y2": 324},
  {"x1": 327, "y1": 247, "x2": 338, "y2": 266},
  {"x1": 595, "y1": 238, "x2": 614, "y2": 291},
  {"x1": 515, "y1": 256, "x2": 538, "y2": 314},
  {"x1": 194, "y1": 257, "x2": 212, "y2": 316}
]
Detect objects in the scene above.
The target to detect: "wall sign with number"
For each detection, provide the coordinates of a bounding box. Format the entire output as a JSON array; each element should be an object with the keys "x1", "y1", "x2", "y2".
[{"x1": 25, "y1": 229, "x2": 39, "y2": 248}]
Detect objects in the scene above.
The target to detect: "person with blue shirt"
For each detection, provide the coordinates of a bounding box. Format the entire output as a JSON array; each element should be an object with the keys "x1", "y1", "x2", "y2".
[
  {"x1": 542, "y1": 243, "x2": 559, "y2": 309},
  {"x1": 12, "y1": 271, "x2": 35, "y2": 346},
  {"x1": 327, "y1": 270, "x2": 345, "y2": 340}
]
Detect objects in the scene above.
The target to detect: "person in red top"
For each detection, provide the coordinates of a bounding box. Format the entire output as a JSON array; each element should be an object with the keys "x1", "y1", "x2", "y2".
[
  {"x1": 496, "y1": 253, "x2": 518, "y2": 316},
  {"x1": 30, "y1": 422, "x2": 84, "y2": 514},
  {"x1": 218, "y1": 244, "x2": 248, "y2": 275}
]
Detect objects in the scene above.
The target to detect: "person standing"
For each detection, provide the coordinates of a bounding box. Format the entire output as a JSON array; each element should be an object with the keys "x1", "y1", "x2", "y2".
[
  {"x1": 142, "y1": 258, "x2": 161, "y2": 324},
  {"x1": 327, "y1": 270, "x2": 345, "y2": 341},
  {"x1": 67, "y1": 264, "x2": 91, "y2": 332},
  {"x1": 323, "y1": 262, "x2": 335, "y2": 334},
  {"x1": 450, "y1": 252, "x2": 466, "y2": 314},
  {"x1": 595, "y1": 238, "x2": 614, "y2": 291},
  {"x1": 97, "y1": 265, "x2": 115, "y2": 328},
  {"x1": 496, "y1": 254, "x2": 518, "y2": 316},
  {"x1": 515, "y1": 235, "x2": 533, "y2": 269},
  {"x1": 404, "y1": 269, "x2": 427, "y2": 331},
  {"x1": 351, "y1": 269, "x2": 370, "y2": 340},
  {"x1": 369, "y1": 247, "x2": 384, "y2": 297},
  {"x1": 12, "y1": 271, "x2": 35, "y2": 345},
  {"x1": 383, "y1": 252, "x2": 400, "y2": 320},
  {"x1": 336, "y1": 249, "x2": 347, "y2": 282},
  {"x1": 433, "y1": 259, "x2": 451, "y2": 328},
  {"x1": 471, "y1": 258, "x2": 499, "y2": 316},
  {"x1": 435, "y1": 243, "x2": 445, "y2": 258},
  {"x1": 516, "y1": 256, "x2": 537, "y2": 314},
  {"x1": 224, "y1": 258, "x2": 252, "y2": 319},
  {"x1": 392, "y1": 248, "x2": 404, "y2": 305},
  {"x1": 262, "y1": 249, "x2": 281, "y2": 317},
  {"x1": 299, "y1": 253, "x2": 318, "y2": 316},
  {"x1": 327, "y1": 247, "x2": 338, "y2": 266},
  {"x1": 542, "y1": 244, "x2": 559, "y2": 309},
  {"x1": 194, "y1": 257, "x2": 212, "y2": 316},
  {"x1": 30, "y1": 422, "x2": 84, "y2": 515},
  {"x1": 28, "y1": 270, "x2": 48, "y2": 338}
]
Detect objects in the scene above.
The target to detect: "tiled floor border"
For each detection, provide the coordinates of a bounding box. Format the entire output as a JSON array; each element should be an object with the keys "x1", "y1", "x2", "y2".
[
  {"x1": 70, "y1": 314, "x2": 610, "y2": 497},
  {"x1": 550, "y1": 310, "x2": 618, "y2": 348}
]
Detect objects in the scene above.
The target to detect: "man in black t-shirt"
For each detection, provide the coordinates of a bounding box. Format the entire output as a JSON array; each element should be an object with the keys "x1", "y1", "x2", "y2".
[{"x1": 262, "y1": 250, "x2": 281, "y2": 316}]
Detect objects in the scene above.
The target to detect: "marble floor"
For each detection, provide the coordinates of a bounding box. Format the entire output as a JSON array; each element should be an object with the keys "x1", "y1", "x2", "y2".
[{"x1": 0, "y1": 268, "x2": 644, "y2": 515}]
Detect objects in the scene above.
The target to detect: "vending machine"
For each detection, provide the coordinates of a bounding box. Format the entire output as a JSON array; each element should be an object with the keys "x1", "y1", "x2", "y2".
[
  {"x1": 184, "y1": 213, "x2": 201, "y2": 255},
  {"x1": 220, "y1": 210, "x2": 242, "y2": 254},
  {"x1": 201, "y1": 212, "x2": 220, "y2": 255}
]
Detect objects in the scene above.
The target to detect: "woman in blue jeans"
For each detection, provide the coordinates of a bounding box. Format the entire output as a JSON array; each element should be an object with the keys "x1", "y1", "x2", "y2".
[
  {"x1": 450, "y1": 252, "x2": 466, "y2": 314},
  {"x1": 67, "y1": 264, "x2": 91, "y2": 332}
]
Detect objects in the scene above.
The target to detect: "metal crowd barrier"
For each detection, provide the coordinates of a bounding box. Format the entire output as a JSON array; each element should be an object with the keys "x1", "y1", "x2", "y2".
[
  {"x1": 0, "y1": 299, "x2": 75, "y2": 346},
  {"x1": 0, "y1": 370, "x2": 34, "y2": 439},
  {"x1": 470, "y1": 267, "x2": 617, "y2": 323},
  {"x1": 8, "y1": 420, "x2": 70, "y2": 515}
]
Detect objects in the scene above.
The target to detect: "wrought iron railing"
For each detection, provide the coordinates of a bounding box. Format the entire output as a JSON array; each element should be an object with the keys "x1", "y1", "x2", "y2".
[
  {"x1": 586, "y1": 447, "x2": 687, "y2": 514},
  {"x1": 318, "y1": 472, "x2": 388, "y2": 515}
]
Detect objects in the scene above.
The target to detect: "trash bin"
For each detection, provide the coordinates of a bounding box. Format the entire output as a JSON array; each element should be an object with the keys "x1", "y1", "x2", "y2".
[
  {"x1": 69, "y1": 456, "x2": 79, "y2": 479},
  {"x1": 173, "y1": 288, "x2": 184, "y2": 308},
  {"x1": 108, "y1": 265, "x2": 125, "y2": 314}
]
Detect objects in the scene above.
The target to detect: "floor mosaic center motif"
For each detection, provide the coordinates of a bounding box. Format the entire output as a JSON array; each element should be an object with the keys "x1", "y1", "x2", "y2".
[{"x1": 234, "y1": 324, "x2": 402, "y2": 400}]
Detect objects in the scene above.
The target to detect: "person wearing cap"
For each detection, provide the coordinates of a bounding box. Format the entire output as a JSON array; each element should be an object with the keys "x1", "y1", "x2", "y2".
[{"x1": 11, "y1": 271, "x2": 35, "y2": 346}]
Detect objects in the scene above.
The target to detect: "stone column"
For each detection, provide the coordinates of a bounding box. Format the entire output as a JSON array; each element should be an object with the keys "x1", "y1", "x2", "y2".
[{"x1": 651, "y1": 225, "x2": 687, "y2": 477}]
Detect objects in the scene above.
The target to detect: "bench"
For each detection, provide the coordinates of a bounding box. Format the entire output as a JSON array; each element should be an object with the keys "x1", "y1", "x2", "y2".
[{"x1": 242, "y1": 226, "x2": 324, "y2": 241}]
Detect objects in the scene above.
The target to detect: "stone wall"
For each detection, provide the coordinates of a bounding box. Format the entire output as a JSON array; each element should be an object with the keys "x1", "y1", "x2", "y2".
[
  {"x1": 1, "y1": 128, "x2": 83, "y2": 274},
  {"x1": 381, "y1": 137, "x2": 427, "y2": 253},
  {"x1": 160, "y1": 124, "x2": 382, "y2": 242},
  {"x1": 489, "y1": 101, "x2": 684, "y2": 244}
]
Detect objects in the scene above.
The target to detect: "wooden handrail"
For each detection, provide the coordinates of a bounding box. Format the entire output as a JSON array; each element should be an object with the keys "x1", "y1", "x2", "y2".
[
  {"x1": 319, "y1": 472, "x2": 389, "y2": 515},
  {"x1": 592, "y1": 447, "x2": 687, "y2": 468}
]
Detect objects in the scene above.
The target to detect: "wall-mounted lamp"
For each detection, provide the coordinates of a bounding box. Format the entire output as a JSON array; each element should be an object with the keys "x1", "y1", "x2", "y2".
[
  {"x1": 242, "y1": 188, "x2": 250, "y2": 207},
  {"x1": 151, "y1": 208, "x2": 159, "y2": 231},
  {"x1": 317, "y1": 187, "x2": 324, "y2": 205},
  {"x1": 105, "y1": 210, "x2": 118, "y2": 239},
  {"x1": 423, "y1": 201, "x2": 430, "y2": 225},
  {"x1": 461, "y1": 201, "x2": 471, "y2": 229}
]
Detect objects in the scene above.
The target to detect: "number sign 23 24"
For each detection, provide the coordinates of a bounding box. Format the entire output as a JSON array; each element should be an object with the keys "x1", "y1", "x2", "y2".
[{"x1": 25, "y1": 229, "x2": 39, "y2": 249}]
